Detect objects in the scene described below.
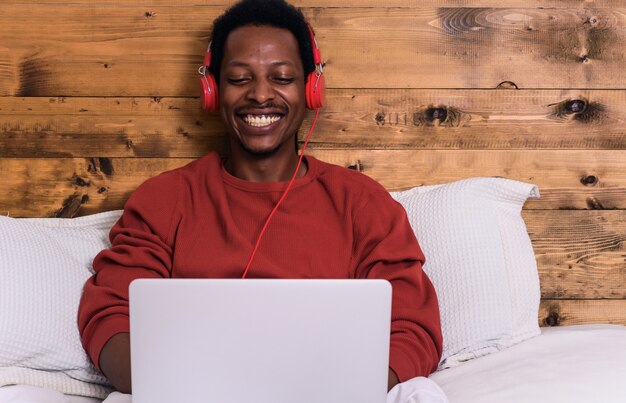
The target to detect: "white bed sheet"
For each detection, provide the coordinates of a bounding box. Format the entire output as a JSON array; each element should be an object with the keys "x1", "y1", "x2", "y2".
[
  {"x1": 429, "y1": 324, "x2": 626, "y2": 403},
  {"x1": 0, "y1": 385, "x2": 101, "y2": 403}
]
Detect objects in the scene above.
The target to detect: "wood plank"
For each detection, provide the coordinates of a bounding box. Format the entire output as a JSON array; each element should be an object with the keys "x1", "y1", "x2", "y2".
[
  {"x1": 539, "y1": 299, "x2": 626, "y2": 326},
  {"x1": 0, "y1": 5, "x2": 221, "y2": 97},
  {"x1": 0, "y1": 97, "x2": 229, "y2": 157},
  {"x1": 308, "y1": 150, "x2": 626, "y2": 211},
  {"x1": 2, "y1": 151, "x2": 626, "y2": 213},
  {"x1": 3, "y1": 1, "x2": 622, "y2": 8},
  {"x1": 0, "y1": 158, "x2": 184, "y2": 218},
  {"x1": 2, "y1": 90, "x2": 626, "y2": 157},
  {"x1": 527, "y1": 211, "x2": 626, "y2": 299},
  {"x1": 313, "y1": 7, "x2": 626, "y2": 89},
  {"x1": 315, "y1": 89, "x2": 626, "y2": 150},
  {"x1": 2, "y1": 6, "x2": 626, "y2": 95}
]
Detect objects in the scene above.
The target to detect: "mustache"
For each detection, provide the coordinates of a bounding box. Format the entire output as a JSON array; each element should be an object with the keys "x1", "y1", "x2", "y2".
[{"x1": 235, "y1": 103, "x2": 287, "y2": 114}]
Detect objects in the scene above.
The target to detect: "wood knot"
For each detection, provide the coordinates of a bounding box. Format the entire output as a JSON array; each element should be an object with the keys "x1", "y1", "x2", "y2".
[
  {"x1": 145, "y1": 11, "x2": 156, "y2": 17},
  {"x1": 177, "y1": 127, "x2": 190, "y2": 138},
  {"x1": 87, "y1": 157, "x2": 114, "y2": 176},
  {"x1": 565, "y1": 99, "x2": 587, "y2": 114},
  {"x1": 413, "y1": 106, "x2": 464, "y2": 127},
  {"x1": 496, "y1": 81, "x2": 518, "y2": 89},
  {"x1": 72, "y1": 175, "x2": 90, "y2": 187},
  {"x1": 98, "y1": 187, "x2": 108, "y2": 194},
  {"x1": 375, "y1": 112, "x2": 385, "y2": 126},
  {"x1": 580, "y1": 174, "x2": 598, "y2": 186},
  {"x1": 550, "y1": 98, "x2": 604, "y2": 123},
  {"x1": 545, "y1": 312, "x2": 560, "y2": 326},
  {"x1": 580, "y1": 55, "x2": 590, "y2": 63},
  {"x1": 587, "y1": 16, "x2": 598, "y2": 25},
  {"x1": 55, "y1": 193, "x2": 89, "y2": 218},
  {"x1": 426, "y1": 107, "x2": 447, "y2": 123},
  {"x1": 103, "y1": 63, "x2": 110, "y2": 69},
  {"x1": 347, "y1": 160, "x2": 363, "y2": 172},
  {"x1": 586, "y1": 196, "x2": 604, "y2": 210}
]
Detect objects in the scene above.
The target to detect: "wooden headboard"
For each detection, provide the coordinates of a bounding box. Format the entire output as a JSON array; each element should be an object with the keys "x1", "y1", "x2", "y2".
[{"x1": 1, "y1": 1, "x2": 624, "y2": 327}]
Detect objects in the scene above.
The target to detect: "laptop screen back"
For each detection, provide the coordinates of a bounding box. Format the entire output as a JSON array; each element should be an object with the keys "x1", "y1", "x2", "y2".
[{"x1": 129, "y1": 279, "x2": 392, "y2": 403}]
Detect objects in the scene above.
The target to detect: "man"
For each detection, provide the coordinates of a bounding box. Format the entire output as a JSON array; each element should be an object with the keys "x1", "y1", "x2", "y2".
[{"x1": 78, "y1": 0, "x2": 444, "y2": 400}]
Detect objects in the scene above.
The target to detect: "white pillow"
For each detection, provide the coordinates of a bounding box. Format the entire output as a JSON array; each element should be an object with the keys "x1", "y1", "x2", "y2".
[
  {"x1": 391, "y1": 178, "x2": 541, "y2": 368},
  {"x1": 0, "y1": 211, "x2": 122, "y2": 399}
]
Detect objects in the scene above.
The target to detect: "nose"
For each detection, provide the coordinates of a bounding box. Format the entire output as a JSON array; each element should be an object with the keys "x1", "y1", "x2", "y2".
[{"x1": 246, "y1": 76, "x2": 275, "y2": 104}]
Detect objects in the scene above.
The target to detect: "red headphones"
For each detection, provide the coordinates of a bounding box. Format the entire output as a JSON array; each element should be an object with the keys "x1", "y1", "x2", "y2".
[{"x1": 199, "y1": 24, "x2": 325, "y2": 112}]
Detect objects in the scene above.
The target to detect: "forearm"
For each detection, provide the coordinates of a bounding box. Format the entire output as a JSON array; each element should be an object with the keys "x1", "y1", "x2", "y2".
[{"x1": 99, "y1": 333, "x2": 132, "y2": 394}]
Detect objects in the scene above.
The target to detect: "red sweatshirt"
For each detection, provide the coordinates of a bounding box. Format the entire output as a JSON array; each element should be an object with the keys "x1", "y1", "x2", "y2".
[{"x1": 78, "y1": 152, "x2": 442, "y2": 382}]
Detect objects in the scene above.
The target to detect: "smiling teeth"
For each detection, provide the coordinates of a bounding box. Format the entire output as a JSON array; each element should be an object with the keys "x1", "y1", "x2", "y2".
[{"x1": 243, "y1": 115, "x2": 281, "y2": 127}]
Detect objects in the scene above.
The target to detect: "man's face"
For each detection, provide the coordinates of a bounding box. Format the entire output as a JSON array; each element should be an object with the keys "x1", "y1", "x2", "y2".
[{"x1": 219, "y1": 25, "x2": 306, "y2": 157}]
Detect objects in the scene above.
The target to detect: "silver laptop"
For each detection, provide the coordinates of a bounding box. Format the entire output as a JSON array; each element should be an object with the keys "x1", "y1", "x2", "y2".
[{"x1": 129, "y1": 279, "x2": 392, "y2": 403}]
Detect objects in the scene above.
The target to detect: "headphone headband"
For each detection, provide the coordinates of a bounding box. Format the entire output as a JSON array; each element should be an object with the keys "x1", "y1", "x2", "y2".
[
  {"x1": 203, "y1": 42, "x2": 213, "y2": 67},
  {"x1": 306, "y1": 25, "x2": 322, "y2": 66}
]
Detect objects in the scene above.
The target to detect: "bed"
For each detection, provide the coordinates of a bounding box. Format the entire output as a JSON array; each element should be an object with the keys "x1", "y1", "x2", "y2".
[
  {"x1": 431, "y1": 324, "x2": 626, "y2": 403},
  {"x1": 2, "y1": 1, "x2": 626, "y2": 402},
  {"x1": 2, "y1": 177, "x2": 625, "y2": 403}
]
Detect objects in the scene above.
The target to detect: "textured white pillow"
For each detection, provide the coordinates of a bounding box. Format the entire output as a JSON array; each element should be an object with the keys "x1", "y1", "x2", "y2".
[
  {"x1": 0, "y1": 211, "x2": 122, "y2": 398},
  {"x1": 391, "y1": 178, "x2": 541, "y2": 368}
]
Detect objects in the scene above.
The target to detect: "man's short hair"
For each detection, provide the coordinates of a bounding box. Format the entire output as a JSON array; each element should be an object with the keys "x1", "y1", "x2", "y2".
[{"x1": 208, "y1": 0, "x2": 316, "y2": 83}]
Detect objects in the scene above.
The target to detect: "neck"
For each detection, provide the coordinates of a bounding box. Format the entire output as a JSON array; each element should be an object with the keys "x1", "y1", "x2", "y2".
[{"x1": 225, "y1": 147, "x2": 306, "y2": 183}]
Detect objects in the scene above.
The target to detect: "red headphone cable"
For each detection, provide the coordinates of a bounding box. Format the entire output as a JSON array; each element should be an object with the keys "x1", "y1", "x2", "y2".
[{"x1": 241, "y1": 108, "x2": 321, "y2": 279}]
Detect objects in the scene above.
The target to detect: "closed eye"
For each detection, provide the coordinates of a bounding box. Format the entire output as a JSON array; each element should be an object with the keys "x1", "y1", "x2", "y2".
[
  {"x1": 227, "y1": 77, "x2": 250, "y2": 85},
  {"x1": 273, "y1": 77, "x2": 295, "y2": 85}
]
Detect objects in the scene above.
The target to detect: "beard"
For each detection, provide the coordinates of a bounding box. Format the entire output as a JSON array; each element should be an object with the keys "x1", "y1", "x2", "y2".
[{"x1": 234, "y1": 131, "x2": 299, "y2": 158}]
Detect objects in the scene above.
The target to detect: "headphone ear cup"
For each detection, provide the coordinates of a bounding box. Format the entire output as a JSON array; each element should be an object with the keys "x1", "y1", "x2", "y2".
[
  {"x1": 200, "y1": 73, "x2": 219, "y2": 112},
  {"x1": 305, "y1": 71, "x2": 325, "y2": 110}
]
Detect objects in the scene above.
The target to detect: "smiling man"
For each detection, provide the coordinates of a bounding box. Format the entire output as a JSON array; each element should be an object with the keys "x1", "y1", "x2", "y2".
[{"x1": 78, "y1": 1, "x2": 445, "y2": 402}]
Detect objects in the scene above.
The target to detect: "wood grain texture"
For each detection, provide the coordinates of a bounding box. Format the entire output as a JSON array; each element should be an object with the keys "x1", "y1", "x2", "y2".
[
  {"x1": 526, "y1": 211, "x2": 626, "y2": 299},
  {"x1": 318, "y1": 89, "x2": 626, "y2": 149},
  {"x1": 0, "y1": 97, "x2": 229, "y2": 158},
  {"x1": 2, "y1": 1, "x2": 623, "y2": 8},
  {"x1": 2, "y1": 6, "x2": 626, "y2": 95},
  {"x1": 2, "y1": 90, "x2": 626, "y2": 156},
  {"x1": 308, "y1": 149, "x2": 626, "y2": 210},
  {"x1": 0, "y1": 157, "x2": 181, "y2": 218},
  {"x1": 2, "y1": 151, "x2": 626, "y2": 212},
  {"x1": 540, "y1": 299, "x2": 626, "y2": 326}
]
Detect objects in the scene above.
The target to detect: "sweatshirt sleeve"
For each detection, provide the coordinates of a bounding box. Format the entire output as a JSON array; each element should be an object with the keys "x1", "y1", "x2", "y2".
[
  {"x1": 77, "y1": 172, "x2": 182, "y2": 371},
  {"x1": 352, "y1": 191, "x2": 443, "y2": 381}
]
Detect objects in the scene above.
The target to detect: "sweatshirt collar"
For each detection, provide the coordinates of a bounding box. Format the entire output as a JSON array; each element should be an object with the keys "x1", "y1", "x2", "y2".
[{"x1": 221, "y1": 155, "x2": 317, "y2": 193}]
